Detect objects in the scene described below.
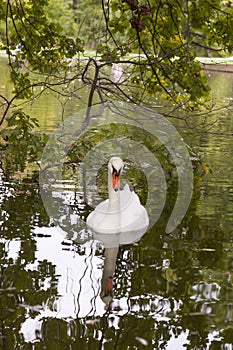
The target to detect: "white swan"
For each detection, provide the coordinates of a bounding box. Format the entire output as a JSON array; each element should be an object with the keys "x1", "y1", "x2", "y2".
[{"x1": 86, "y1": 156, "x2": 149, "y2": 234}]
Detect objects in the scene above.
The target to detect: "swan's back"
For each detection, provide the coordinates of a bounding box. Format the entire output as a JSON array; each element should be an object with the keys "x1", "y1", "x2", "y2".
[{"x1": 87, "y1": 185, "x2": 149, "y2": 234}]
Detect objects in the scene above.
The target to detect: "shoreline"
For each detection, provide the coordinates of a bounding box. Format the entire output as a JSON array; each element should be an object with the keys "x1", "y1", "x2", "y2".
[
  {"x1": 1, "y1": 50, "x2": 233, "y2": 73},
  {"x1": 201, "y1": 63, "x2": 233, "y2": 73}
]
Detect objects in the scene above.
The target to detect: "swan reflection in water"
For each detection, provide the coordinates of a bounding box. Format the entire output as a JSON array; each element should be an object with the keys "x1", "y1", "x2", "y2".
[
  {"x1": 87, "y1": 157, "x2": 149, "y2": 305},
  {"x1": 95, "y1": 228, "x2": 148, "y2": 305}
]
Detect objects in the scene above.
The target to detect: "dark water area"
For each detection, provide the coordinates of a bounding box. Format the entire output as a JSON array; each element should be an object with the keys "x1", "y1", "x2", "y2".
[{"x1": 0, "y1": 57, "x2": 233, "y2": 349}]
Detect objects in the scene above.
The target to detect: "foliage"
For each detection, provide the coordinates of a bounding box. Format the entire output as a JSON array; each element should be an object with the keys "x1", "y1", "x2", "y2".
[
  {"x1": 2, "y1": 0, "x2": 83, "y2": 97},
  {"x1": 0, "y1": 0, "x2": 232, "y2": 108},
  {"x1": 0, "y1": 110, "x2": 47, "y2": 175},
  {"x1": 0, "y1": 0, "x2": 233, "y2": 175},
  {"x1": 101, "y1": 0, "x2": 233, "y2": 103},
  {"x1": 0, "y1": 0, "x2": 233, "y2": 110},
  {"x1": 75, "y1": 0, "x2": 106, "y2": 49},
  {"x1": 45, "y1": 0, "x2": 78, "y2": 37}
]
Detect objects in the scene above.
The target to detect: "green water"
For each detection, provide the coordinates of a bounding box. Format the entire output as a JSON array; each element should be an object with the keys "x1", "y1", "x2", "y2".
[{"x1": 0, "y1": 57, "x2": 233, "y2": 349}]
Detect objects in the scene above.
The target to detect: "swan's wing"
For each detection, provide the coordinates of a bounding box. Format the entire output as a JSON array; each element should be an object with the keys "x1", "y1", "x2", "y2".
[
  {"x1": 87, "y1": 199, "x2": 121, "y2": 234},
  {"x1": 87, "y1": 185, "x2": 149, "y2": 234},
  {"x1": 120, "y1": 185, "x2": 149, "y2": 230},
  {"x1": 86, "y1": 199, "x2": 109, "y2": 227}
]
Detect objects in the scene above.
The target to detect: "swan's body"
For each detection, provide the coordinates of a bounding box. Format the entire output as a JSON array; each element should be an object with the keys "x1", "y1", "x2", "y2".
[{"x1": 86, "y1": 157, "x2": 149, "y2": 234}]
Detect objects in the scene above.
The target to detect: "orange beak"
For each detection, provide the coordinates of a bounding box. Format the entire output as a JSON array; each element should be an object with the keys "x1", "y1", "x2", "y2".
[{"x1": 112, "y1": 173, "x2": 120, "y2": 191}]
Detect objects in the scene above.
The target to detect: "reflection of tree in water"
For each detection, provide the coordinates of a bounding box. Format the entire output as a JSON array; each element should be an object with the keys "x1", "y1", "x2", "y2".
[
  {"x1": 0, "y1": 183, "x2": 58, "y2": 348},
  {"x1": 1, "y1": 174, "x2": 233, "y2": 348},
  {"x1": 0, "y1": 259, "x2": 58, "y2": 345}
]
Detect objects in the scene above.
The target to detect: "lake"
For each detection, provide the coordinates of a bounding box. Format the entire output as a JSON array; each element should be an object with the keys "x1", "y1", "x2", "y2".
[{"x1": 0, "y1": 56, "x2": 233, "y2": 349}]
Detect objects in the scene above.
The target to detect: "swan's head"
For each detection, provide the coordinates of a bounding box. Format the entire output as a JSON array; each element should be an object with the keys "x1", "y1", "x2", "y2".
[{"x1": 108, "y1": 157, "x2": 123, "y2": 192}]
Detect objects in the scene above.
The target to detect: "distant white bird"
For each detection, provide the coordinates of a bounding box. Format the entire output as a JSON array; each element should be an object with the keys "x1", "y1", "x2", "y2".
[{"x1": 111, "y1": 64, "x2": 124, "y2": 83}]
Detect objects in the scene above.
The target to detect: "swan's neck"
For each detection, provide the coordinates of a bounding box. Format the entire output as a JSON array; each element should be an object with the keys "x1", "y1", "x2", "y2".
[{"x1": 108, "y1": 171, "x2": 120, "y2": 203}]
